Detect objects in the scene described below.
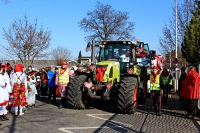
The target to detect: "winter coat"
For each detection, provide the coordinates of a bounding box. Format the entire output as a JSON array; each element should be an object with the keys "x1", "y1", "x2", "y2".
[
  {"x1": 47, "y1": 70, "x2": 56, "y2": 87},
  {"x1": 41, "y1": 71, "x2": 48, "y2": 84},
  {"x1": 180, "y1": 69, "x2": 200, "y2": 99}
]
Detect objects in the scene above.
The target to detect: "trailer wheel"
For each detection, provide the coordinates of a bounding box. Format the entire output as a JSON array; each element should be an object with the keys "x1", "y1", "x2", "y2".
[
  {"x1": 67, "y1": 75, "x2": 87, "y2": 109},
  {"x1": 118, "y1": 76, "x2": 138, "y2": 114}
]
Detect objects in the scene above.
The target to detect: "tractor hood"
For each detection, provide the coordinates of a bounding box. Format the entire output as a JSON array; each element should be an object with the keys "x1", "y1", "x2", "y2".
[
  {"x1": 97, "y1": 60, "x2": 118, "y2": 66},
  {"x1": 95, "y1": 60, "x2": 120, "y2": 83}
]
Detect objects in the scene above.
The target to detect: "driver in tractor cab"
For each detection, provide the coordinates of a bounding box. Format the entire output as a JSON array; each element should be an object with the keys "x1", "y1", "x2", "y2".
[
  {"x1": 105, "y1": 49, "x2": 112, "y2": 60},
  {"x1": 125, "y1": 49, "x2": 130, "y2": 57},
  {"x1": 118, "y1": 48, "x2": 122, "y2": 56}
]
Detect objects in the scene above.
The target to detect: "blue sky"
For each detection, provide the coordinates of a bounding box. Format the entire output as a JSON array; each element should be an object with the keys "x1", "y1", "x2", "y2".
[{"x1": 0, "y1": 0, "x2": 180, "y2": 60}]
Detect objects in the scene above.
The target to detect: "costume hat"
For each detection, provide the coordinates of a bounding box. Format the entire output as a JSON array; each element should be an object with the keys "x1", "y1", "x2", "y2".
[
  {"x1": 14, "y1": 64, "x2": 23, "y2": 72},
  {"x1": 62, "y1": 61, "x2": 68, "y2": 66}
]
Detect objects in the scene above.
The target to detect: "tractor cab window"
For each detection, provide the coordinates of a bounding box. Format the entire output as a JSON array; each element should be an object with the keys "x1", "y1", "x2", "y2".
[
  {"x1": 143, "y1": 44, "x2": 149, "y2": 54},
  {"x1": 136, "y1": 43, "x2": 149, "y2": 54},
  {"x1": 99, "y1": 47, "x2": 105, "y2": 61},
  {"x1": 99, "y1": 44, "x2": 131, "y2": 63},
  {"x1": 113, "y1": 48, "x2": 130, "y2": 62}
]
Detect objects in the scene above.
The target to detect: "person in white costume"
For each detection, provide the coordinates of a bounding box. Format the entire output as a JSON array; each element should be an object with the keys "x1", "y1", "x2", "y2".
[
  {"x1": 0, "y1": 64, "x2": 8, "y2": 122},
  {"x1": 1, "y1": 63, "x2": 12, "y2": 120},
  {"x1": 10, "y1": 64, "x2": 27, "y2": 116},
  {"x1": 27, "y1": 70, "x2": 37, "y2": 108}
]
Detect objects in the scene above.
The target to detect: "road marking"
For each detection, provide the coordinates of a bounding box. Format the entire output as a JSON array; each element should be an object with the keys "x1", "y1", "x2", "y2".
[
  {"x1": 59, "y1": 125, "x2": 127, "y2": 133},
  {"x1": 58, "y1": 114, "x2": 133, "y2": 133},
  {"x1": 87, "y1": 114, "x2": 133, "y2": 127}
]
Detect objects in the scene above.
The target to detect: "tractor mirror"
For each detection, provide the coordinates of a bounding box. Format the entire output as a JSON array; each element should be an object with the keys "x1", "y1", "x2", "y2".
[
  {"x1": 149, "y1": 50, "x2": 156, "y2": 59},
  {"x1": 99, "y1": 45, "x2": 104, "y2": 48},
  {"x1": 86, "y1": 42, "x2": 91, "y2": 48}
]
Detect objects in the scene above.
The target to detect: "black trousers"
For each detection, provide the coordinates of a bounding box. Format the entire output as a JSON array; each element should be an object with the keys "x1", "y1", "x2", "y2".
[
  {"x1": 48, "y1": 86, "x2": 56, "y2": 104},
  {"x1": 40, "y1": 83, "x2": 48, "y2": 97},
  {"x1": 187, "y1": 99, "x2": 198, "y2": 117},
  {"x1": 151, "y1": 90, "x2": 162, "y2": 111},
  {"x1": 163, "y1": 85, "x2": 170, "y2": 105}
]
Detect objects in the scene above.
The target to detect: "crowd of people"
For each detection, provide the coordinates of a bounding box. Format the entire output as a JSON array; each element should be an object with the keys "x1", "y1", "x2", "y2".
[
  {"x1": 0, "y1": 60, "x2": 200, "y2": 126},
  {"x1": 149, "y1": 65, "x2": 200, "y2": 118},
  {"x1": 0, "y1": 61, "x2": 75, "y2": 126}
]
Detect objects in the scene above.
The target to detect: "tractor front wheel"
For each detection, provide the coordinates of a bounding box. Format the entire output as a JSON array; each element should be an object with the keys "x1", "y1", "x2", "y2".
[
  {"x1": 67, "y1": 75, "x2": 87, "y2": 109},
  {"x1": 118, "y1": 76, "x2": 138, "y2": 114}
]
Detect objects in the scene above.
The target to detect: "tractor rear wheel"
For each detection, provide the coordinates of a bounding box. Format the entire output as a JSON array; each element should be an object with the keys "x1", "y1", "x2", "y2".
[
  {"x1": 67, "y1": 75, "x2": 87, "y2": 109},
  {"x1": 118, "y1": 76, "x2": 138, "y2": 114}
]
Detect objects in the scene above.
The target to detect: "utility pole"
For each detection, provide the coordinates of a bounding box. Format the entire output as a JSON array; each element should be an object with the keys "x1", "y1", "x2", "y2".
[
  {"x1": 175, "y1": 0, "x2": 178, "y2": 61},
  {"x1": 169, "y1": 42, "x2": 172, "y2": 68},
  {"x1": 175, "y1": 0, "x2": 178, "y2": 92}
]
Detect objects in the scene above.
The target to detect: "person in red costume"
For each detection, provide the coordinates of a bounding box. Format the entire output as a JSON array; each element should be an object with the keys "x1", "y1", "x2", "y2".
[
  {"x1": 11, "y1": 64, "x2": 27, "y2": 115},
  {"x1": 180, "y1": 66, "x2": 200, "y2": 119},
  {"x1": 56, "y1": 61, "x2": 72, "y2": 109}
]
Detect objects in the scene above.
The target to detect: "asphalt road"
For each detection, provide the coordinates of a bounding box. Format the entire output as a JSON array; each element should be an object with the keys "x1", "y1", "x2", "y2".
[{"x1": 1, "y1": 93, "x2": 200, "y2": 133}]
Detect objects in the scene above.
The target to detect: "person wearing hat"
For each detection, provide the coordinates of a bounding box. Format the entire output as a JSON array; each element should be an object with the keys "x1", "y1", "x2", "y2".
[
  {"x1": 150, "y1": 66, "x2": 164, "y2": 116},
  {"x1": 10, "y1": 63, "x2": 27, "y2": 115},
  {"x1": 27, "y1": 70, "x2": 38, "y2": 108},
  {"x1": 0, "y1": 63, "x2": 9, "y2": 122},
  {"x1": 56, "y1": 61, "x2": 73, "y2": 109},
  {"x1": 0, "y1": 63, "x2": 12, "y2": 121}
]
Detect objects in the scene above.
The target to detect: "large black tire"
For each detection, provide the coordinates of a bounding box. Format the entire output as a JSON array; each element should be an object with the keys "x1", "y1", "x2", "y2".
[
  {"x1": 67, "y1": 75, "x2": 87, "y2": 109},
  {"x1": 118, "y1": 76, "x2": 138, "y2": 114}
]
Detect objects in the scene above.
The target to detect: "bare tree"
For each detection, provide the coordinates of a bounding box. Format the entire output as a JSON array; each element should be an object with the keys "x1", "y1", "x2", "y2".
[
  {"x1": 51, "y1": 46, "x2": 72, "y2": 66},
  {"x1": 78, "y1": 2, "x2": 135, "y2": 42},
  {"x1": 163, "y1": 50, "x2": 188, "y2": 69},
  {"x1": 1, "y1": 15, "x2": 51, "y2": 67},
  {"x1": 158, "y1": 0, "x2": 194, "y2": 68}
]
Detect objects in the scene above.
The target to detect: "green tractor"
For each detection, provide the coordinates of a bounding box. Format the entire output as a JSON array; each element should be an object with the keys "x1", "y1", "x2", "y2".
[{"x1": 68, "y1": 40, "x2": 155, "y2": 114}]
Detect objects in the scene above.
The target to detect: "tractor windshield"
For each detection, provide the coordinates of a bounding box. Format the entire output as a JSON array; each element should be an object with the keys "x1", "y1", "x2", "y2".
[
  {"x1": 99, "y1": 44, "x2": 132, "y2": 74},
  {"x1": 99, "y1": 44, "x2": 131, "y2": 63}
]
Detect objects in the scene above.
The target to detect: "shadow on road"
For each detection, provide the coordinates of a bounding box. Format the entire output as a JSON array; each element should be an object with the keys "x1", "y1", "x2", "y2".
[{"x1": 9, "y1": 114, "x2": 17, "y2": 133}]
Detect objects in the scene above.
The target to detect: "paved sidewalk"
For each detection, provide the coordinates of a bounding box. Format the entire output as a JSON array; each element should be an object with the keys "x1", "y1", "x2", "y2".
[
  {"x1": 137, "y1": 91, "x2": 200, "y2": 133},
  {"x1": 1, "y1": 92, "x2": 200, "y2": 133}
]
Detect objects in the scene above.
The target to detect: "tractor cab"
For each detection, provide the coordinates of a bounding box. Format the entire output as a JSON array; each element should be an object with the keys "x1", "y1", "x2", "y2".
[
  {"x1": 135, "y1": 40, "x2": 150, "y2": 67},
  {"x1": 98, "y1": 41, "x2": 136, "y2": 75}
]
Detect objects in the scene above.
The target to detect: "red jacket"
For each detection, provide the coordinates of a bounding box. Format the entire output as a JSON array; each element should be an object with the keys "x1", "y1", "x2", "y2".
[
  {"x1": 41, "y1": 72, "x2": 48, "y2": 84},
  {"x1": 180, "y1": 69, "x2": 200, "y2": 99}
]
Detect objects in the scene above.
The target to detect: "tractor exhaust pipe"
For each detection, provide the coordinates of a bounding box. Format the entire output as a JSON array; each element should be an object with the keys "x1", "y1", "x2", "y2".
[{"x1": 91, "y1": 40, "x2": 95, "y2": 63}]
